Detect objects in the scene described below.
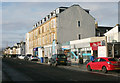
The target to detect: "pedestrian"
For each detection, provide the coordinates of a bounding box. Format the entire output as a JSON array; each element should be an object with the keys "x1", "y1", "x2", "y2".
[
  {"x1": 90, "y1": 54, "x2": 94, "y2": 61},
  {"x1": 79, "y1": 56, "x2": 83, "y2": 64}
]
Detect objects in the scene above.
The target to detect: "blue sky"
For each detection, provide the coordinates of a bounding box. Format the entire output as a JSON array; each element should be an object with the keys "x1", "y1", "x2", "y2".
[{"x1": 1, "y1": 2, "x2": 119, "y2": 49}]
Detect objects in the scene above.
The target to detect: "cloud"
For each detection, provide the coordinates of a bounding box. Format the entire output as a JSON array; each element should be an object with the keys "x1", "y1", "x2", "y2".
[
  {"x1": 1, "y1": 0, "x2": 120, "y2": 2},
  {"x1": 79, "y1": 2, "x2": 118, "y2": 26}
]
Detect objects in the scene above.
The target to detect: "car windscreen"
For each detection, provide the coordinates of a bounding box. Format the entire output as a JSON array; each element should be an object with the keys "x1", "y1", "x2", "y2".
[
  {"x1": 57, "y1": 55, "x2": 67, "y2": 59},
  {"x1": 108, "y1": 58, "x2": 118, "y2": 61}
]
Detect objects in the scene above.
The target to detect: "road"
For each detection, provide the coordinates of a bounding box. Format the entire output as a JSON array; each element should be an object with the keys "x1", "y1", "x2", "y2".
[{"x1": 2, "y1": 57, "x2": 120, "y2": 82}]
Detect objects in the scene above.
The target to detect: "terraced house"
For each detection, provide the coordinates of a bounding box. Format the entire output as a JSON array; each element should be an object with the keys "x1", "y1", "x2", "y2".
[{"x1": 26, "y1": 4, "x2": 95, "y2": 63}]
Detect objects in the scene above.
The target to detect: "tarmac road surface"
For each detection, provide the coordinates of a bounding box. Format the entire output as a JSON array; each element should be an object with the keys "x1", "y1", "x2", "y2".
[{"x1": 2, "y1": 57, "x2": 120, "y2": 82}]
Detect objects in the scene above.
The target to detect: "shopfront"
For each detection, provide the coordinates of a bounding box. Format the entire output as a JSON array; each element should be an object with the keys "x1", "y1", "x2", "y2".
[
  {"x1": 70, "y1": 37, "x2": 106, "y2": 63},
  {"x1": 33, "y1": 47, "x2": 38, "y2": 56}
]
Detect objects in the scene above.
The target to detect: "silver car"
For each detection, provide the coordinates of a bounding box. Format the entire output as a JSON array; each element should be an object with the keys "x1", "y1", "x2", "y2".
[{"x1": 29, "y1": 56, "x2": 38, "y2": 61}]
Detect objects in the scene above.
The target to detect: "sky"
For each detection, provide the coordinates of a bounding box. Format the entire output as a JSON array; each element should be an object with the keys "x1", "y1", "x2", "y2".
[{"x1": 1, "y1": 1, "x2": 119, "y2": 50}]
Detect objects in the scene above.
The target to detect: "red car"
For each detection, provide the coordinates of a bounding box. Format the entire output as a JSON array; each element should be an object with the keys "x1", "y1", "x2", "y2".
[{"x1": 86, "y1": 57, "x2": 120, "y2": 73}]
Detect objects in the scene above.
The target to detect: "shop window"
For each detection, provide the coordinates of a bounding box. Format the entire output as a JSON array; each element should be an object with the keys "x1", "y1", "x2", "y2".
[
  {"x1": 87, "y1": 51, "x2": 91, "y2": 53},
  {"x1": 115, "y1": 50, "x2": 118, "y2": 55},
  {"x1": 108, "y1": 50, "x2": 112, "y2": 57},
  {"x1": 108, "y1": 50, "x2": 112, "y2": 55}
]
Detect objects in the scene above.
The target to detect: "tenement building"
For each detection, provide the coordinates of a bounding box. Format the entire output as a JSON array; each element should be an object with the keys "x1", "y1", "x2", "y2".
[{"x1": 27, "y1": 4, "x2": 95, "y2": 63}]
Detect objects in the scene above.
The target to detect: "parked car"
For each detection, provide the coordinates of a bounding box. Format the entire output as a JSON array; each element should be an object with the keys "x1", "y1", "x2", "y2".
[
  {"x1": 86, "y1": 57, "x2": 120, "y2": 73},
  {"x1": 18, "y1": 55, "x2": 25, "y2": 59},
  {"x1": 11, "y1": 54, "x2": 18, "y2": 59},
  {"x1": 24, "y1": 54, "x2": 32, "y2": 61},
  {"x1": 29, "y1": 56, "x2": 38, "y2": 61},
  {"x1": 49, "y1": 54, "x2": 67, "y2": 66},
  {"x1": 2, "y1": 55, "x2": 6, "y2": 58}
]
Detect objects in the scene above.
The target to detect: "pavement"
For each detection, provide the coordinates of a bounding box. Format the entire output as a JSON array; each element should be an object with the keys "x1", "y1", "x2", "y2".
[{"x1": 36, "y1": 61, "x2": 89, "y2": 71}]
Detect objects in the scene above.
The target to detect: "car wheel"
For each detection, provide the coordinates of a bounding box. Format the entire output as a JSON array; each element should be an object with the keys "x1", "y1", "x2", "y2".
[
  {"x1": 87, "y1": 65, "x2": 92, "y2": 71},
  {"x1": 50, "y1": 63, "x2": 52, "y2": 66},
  {"x1": 65, "y1": 64, "x2": 67, "y2": 66},
  {"x1": 102, "y1": 66, "x2": 108, "y2": 73}
]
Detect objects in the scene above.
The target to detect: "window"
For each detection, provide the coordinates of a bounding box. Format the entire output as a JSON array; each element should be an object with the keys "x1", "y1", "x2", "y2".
[
  {"x1": 40, "y1": 38, "x2": 41, "y2": 45},
  {"x1": 40, "y1": 28, "x2": 42, "y2": 33},
  {"x1": 51, "y1": 13, "x2": 53, "y2": 16},
  {"x1": 94, "y1": 59, "x2": 100, "y2": 62},
  {"x1": 38, "y1": 28, "x2": 40, "y2": 34},
  {"x1": 115, "y1": 50, "x2": 118, "y2": 55},
  {"x1": 38, "y1": 22, "x2": 40, "y2": 25},
  {"x1": 49, "y1": 35, "x2": 51, "y2": 43},
  {"x1": 78, "y1": 34, "x2": 81, "y2": 40},
  {"x1": 42, "y1": 26, "x2": 44, "y2": 33},
  {"x1": 52, "y1": 19, "x2": 56, "y2": 28},
  {"x1": 43, "y1": 37, "x2": 44, "y2": 44},
  {"x1": 100, "y1": 59, "x2": 106, "y2": 62},
  {"x1": 78, "y1": 21, "x2": 80, "y2": 27},
  {"x1": 108, "y1": 58, "x2": 117, "y2": 61},
  {"x1": 108, "y1": 50, "x2": 112, "y2": 55},
  {"x1": 49, "y1": 22, "x2": 51, "y2": 30},
  {"x1": 44, "y1": 25, "x2": 46, "y2": 32},
  {"x1": 45, "y1": 36, "x2": 47, "y2": 44},
  {"x1": 48, "y1": 15, "x2": 50, "y2": 19}
]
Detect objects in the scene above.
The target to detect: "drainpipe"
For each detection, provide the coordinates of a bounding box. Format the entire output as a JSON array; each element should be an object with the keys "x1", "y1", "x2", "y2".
[{"x1": 105, "y1": 36, "x2": 108, "y2": 57}]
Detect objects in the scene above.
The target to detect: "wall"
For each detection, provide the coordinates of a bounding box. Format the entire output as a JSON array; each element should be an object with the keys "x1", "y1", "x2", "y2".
[
  {"x1": 57, "y1": 5, "x2": 95, "y2": 45},
  {"x1": 26, "y1": 33, "x2": 30, "y2": 55}
]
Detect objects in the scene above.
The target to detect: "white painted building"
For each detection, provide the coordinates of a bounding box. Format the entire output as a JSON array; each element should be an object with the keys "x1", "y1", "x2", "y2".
[
  {"x1": 104, "y1": 24, "x2": 120, "y2": 58},
  {"x1": 104, "y1": 24, "x2": 120, "y2": 43},
  {"x1": 25, "y1": 33, "x2": 31, "y2": 55}
]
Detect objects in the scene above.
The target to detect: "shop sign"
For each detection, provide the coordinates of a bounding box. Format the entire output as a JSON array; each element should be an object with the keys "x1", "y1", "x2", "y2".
[
  {"x1": 90, "y1": 42, "x2": 102, "y2": 50},
  {"x1": 98, "y1": 46, "x2": 107, "y2": 57},
  {"x1": 62, "y1": 45, "x2": 70, "y2": 49}
]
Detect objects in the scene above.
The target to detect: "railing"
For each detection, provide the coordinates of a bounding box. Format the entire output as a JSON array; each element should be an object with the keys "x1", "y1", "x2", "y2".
[{"x1": 71, "y1": 51, "x2": 78, "y2": 59}]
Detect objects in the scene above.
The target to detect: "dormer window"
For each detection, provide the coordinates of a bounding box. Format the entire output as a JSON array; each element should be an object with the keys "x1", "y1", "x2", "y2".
[
  {"x1": 41, "y1": 20, "x2": 42, "y2": 24},
  {"x1": 48, "y1": 15, "x2": 50, "y2": 19},
  {"x1": 44, "y1": 18, "x2": 46, "y2": 21},
  {"x1": 36, "y1": 23, "x2": 37, "y2": 27},
  {"x1": 51, "y1": 12, "x2": 53, "y2": 16},
  {"x1": 38, "y1": 22, "x2": 40, "y2": 25}
]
